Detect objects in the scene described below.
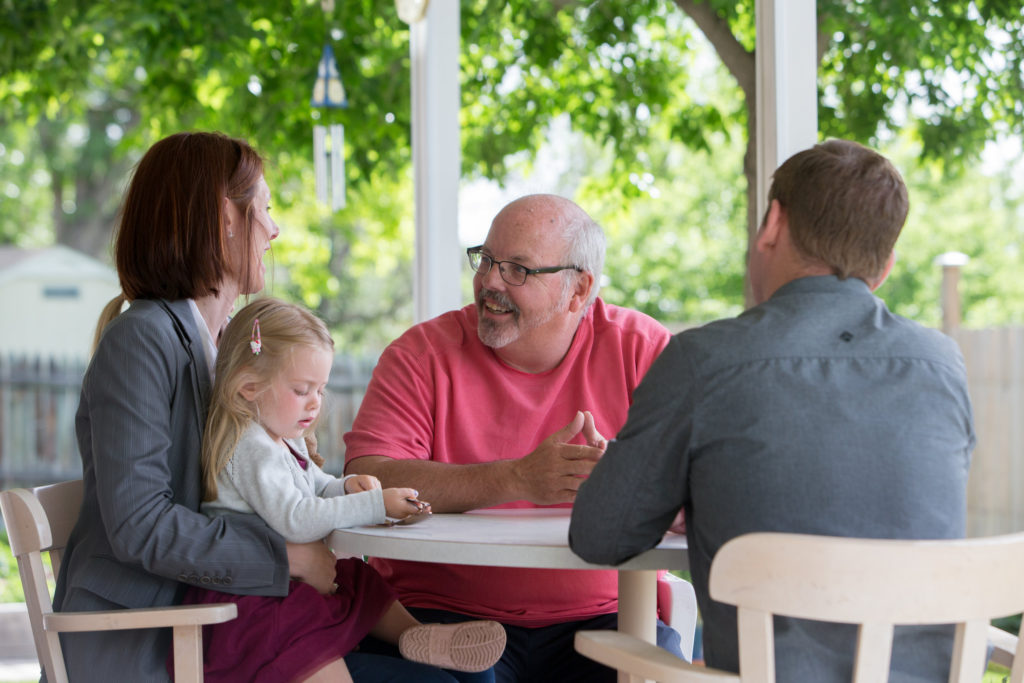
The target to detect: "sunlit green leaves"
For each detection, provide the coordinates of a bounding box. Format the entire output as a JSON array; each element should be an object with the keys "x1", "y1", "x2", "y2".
[
  {"x1": 461, "y1": 0, "x2": 708, "y2": 180},
  {"x1": 1, "y1": 0, "x2": 1024, "y2": 350},
  {"x1": 883, "y1": 135, "x2": 1024, "y2": 327},
  {"x1": 581, "y1": 117, "x2": 749, "y2": 323},
  {"x1": 816, "y1": 0, "x2": 1024, "y2": 167}
]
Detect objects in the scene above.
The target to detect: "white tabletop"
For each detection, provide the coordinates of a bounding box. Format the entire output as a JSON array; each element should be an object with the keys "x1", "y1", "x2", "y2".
[{"x1": 329, "y1": 507, "x2": 688, "y2": 571}]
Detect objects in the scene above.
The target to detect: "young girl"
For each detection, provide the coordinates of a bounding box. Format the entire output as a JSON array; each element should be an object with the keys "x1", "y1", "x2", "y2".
[{"x1": 184, "y1": 297, "x2": 506, "y2": 682}]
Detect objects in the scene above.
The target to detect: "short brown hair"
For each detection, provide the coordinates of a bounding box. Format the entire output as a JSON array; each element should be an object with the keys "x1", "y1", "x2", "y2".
[
  {"x1": 115, "y1": 131, "x2": 265, "y2": 300},
  {"x1": 768, "y1": 139, "x2": 908, "y2": 281}
]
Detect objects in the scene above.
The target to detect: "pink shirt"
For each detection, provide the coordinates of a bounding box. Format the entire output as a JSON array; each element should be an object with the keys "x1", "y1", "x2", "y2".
[{"x1": 344, "y1": 299, "x2": 670, "y2": 626}]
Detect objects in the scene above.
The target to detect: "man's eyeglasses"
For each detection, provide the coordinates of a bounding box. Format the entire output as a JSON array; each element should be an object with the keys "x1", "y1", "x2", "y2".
[{"x1": 466, "y1": 246, "x2": 582, "y2": 287}]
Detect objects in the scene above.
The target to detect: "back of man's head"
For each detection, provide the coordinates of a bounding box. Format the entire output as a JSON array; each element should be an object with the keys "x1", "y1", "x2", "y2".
[{"x1": 768, "y1": 139, "x2": 909, "y2": 282}]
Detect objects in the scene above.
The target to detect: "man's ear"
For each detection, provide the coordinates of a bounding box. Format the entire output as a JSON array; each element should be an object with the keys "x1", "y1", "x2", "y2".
[
  {"x1": 755, "y1": 199, "x2": 784, "y2": 253},
  {"x1": 868, "y1": 251, "x2": 897, "y2": 292},
  {"x1": 567, "y1": 271, "x2": 595, "y2": 313}
]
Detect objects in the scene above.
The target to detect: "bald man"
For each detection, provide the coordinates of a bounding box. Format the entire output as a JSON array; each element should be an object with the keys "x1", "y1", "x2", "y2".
[{"x1": 345, "y1": 194, "x2": 682, "y2": 682}]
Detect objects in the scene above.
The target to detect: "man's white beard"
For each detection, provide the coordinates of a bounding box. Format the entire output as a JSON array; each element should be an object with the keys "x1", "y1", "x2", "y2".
[
  {"x1": 478, "y1": 315, "x2": 520, "y2": 348},
  {"x1": 476, "y1": 286, "x2": 568, "y2": 349}
]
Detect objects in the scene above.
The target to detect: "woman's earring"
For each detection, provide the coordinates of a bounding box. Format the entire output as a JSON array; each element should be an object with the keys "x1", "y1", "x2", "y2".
[{"x1": 228, "y1": 231, "x2": 235, "y2": 238}]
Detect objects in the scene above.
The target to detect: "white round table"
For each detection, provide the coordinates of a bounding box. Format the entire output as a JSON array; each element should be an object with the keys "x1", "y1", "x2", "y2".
[{"x1": 329, "y1": 507, "x2": 688, "y2": 683}]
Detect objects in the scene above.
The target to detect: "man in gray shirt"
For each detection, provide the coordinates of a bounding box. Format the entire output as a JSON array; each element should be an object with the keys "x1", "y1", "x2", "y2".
[{"x1": 570, "y1": 139, "x2": 975, "y2": 682}]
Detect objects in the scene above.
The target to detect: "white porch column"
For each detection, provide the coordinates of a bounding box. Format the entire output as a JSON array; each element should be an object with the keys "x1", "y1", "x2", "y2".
[
  {"x1": 410, "y1": 0, "x2": 462, "y2": 323},
  {"x1": 755, "y1": 0, "x2": 818, "y2": 221}
]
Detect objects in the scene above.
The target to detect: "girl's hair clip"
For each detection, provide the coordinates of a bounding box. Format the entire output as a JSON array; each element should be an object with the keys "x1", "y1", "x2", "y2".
[{"x1": 249, "y1": 318, "x2": 262, "y2": 355}]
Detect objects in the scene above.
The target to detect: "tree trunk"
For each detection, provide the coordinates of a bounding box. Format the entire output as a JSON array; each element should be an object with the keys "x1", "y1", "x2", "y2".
[
  {"x1": 37, "y1": 108, "x2": 139, "y2": 262},
  {"x1": 675, "y1": 0, "x2": 759, "y2": 305}
]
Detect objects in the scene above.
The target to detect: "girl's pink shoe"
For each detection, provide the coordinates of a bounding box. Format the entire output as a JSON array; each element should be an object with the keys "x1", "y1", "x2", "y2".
[{"x1": 398, "y1": 620, "x2": 506, "y2": 673}]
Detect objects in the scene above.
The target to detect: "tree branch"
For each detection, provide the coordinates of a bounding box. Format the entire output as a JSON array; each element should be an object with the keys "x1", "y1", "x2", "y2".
[{"x1": 674, "y1": 0, "x2": 755, "y2": 102}]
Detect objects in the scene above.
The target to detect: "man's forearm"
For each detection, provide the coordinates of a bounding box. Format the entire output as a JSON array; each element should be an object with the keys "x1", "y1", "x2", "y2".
[{"x1": 345, "y1": 456, "x2": 524, "y2": 513}]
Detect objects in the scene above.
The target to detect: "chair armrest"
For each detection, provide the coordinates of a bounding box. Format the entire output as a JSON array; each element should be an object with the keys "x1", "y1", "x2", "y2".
[
  {"x1": 574, "y1": 630, "x2": 738, "y2": 682},
  {"x1": 988, "y1": 623, "x2": 1018, "y2": 670},
  {"x1": 44, "y1": 603, "x2": 237, "y2": 633}
]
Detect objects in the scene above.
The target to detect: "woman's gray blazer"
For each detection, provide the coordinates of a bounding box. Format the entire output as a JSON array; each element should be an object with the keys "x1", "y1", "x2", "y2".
[{"x1": 51, "y1": 298, "x2": 290, "y2": 681}]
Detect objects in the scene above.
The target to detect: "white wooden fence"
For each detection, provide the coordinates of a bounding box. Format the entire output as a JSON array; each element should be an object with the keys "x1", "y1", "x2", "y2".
[
  {"x1": 3, "y1": 328, "x2": 1023, "y2": 535},
  {"x1": 0, "y1": 353, "x2": 376, "y2": 488},
  {"x1": 0, "y1": 356, "x2": 82, "y2": 486},
  {"x1": 954, "y1": 326, "x2": 1024, "y2": 536}
]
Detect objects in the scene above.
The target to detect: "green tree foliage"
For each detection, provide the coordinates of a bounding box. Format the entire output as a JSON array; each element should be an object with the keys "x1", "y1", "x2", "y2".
[
  {"x1": 461, "y1": 0, "x2": 1024, "y2": 321},
  {"x1": 0, "y1": 0, "x2": 418, "y2": 344},
  {"x1": 0, "y1": 0, "x2": 414, "y2": 180},
  {"x1": 462, "y1": 0, "x2": 1024, "y2": 233},
  {"x1": 0, "y1": 124, "x2": 51, "y2": 246},
  {"x1": 0, "y1": 530, "x2": 28, "y2": 602},
  {"x1": 883, "y1": 138, "x2": 1024, "y2": 328},
  {"x1": 1, "y1": 0, "x2": 1023, "y2": 346},
  {"x1": 591, "y1": 134, "x2": 750, "y2": 324},
  {"x1": 272, "y1": 166, "x2": 416, "y2": 352}
]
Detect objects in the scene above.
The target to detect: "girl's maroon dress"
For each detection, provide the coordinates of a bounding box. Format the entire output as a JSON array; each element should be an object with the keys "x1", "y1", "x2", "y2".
[{"x1": 171, "y1": 449, "x2": 397, "y2": 681}]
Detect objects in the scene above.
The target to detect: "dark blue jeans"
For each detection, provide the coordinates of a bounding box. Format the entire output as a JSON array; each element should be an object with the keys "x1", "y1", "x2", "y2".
[
  {"x1": 345, "y1": 651, "x2": 459, "y2": 682},
  {"x1": 356, "y1": 607, "x2": 685, "y2": 683}
]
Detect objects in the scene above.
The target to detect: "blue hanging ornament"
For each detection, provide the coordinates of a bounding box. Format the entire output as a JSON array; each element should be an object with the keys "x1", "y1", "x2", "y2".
[
  {"x1": 311, "y1": 44, "x2": 348, "y2": 109},
  {"x1": 312, "y1": 41, "x2": 347, "y2": 211}
]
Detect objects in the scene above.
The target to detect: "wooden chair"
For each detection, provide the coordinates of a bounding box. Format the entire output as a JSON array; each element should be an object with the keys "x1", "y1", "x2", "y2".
[
  {"x1": 0, "y1": 480, "x2": 237, "y2": 683},
  {"x1": 576, "y1": 531, "x2": 1024, "y2": 683}
]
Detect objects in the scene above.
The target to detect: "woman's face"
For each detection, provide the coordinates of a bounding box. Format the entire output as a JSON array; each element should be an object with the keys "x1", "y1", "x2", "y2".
[{"x1": 225, "y1": 175, "x2": 280, "y2": 295}]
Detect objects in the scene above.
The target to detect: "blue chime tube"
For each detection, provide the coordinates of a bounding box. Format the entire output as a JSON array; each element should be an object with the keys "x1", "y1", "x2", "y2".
[
  {"x1": 330, "y1": 124, "x2": 345, "y2": 210},
  {"x1": 313, "y1": 125, "x2": 328, "y2": 205}
]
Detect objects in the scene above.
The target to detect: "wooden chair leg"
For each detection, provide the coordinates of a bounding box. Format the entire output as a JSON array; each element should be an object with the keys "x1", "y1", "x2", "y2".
[{"x1": 172, "y1": 624, "x2": 204, "y2": 683}]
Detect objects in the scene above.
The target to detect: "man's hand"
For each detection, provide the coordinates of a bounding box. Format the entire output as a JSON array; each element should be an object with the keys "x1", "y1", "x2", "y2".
[
  {"x1": 581, "y1": 410, "x2": 608, "y2": 451},
  {"x1": 286, "y1": 541, "x2": 337, "y2": 595},
  {"x1": 511, "y1": 411, "x2": 605, "y2": 505},
  {"x1": 668, "y1": 508, "x2": 686, "y2": 535}
]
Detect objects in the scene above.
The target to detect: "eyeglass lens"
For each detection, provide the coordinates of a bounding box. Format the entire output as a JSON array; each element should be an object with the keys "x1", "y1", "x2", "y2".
[{"x1": 469, "y1": 252, "x2": 528, "y2": 285}]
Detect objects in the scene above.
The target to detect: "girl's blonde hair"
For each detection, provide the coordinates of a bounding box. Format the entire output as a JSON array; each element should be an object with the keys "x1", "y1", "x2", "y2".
[{"x1": 201, "y1": 297, "x2": 334, "y2": 501}]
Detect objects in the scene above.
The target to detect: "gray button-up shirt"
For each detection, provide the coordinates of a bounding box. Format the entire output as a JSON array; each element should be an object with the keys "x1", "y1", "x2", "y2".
[{"x1": 571, "y1": 275, "x2": 975, "y2": 682}]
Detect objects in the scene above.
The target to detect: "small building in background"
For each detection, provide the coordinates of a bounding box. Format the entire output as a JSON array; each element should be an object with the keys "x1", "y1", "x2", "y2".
[{"x1": 0, "y1": 245, "x2": 119, "y2": 360}]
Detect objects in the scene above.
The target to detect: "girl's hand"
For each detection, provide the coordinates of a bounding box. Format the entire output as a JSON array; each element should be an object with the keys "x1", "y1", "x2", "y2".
[
  {"x1": 345, "y1": 474, "x2": 381, "y2": 494},
  {"x1": 383, "y1": 487, "x2": 429, "y2": 519}
]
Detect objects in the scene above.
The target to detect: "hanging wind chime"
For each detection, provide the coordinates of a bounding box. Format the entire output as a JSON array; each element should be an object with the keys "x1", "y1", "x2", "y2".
[{"x1": 311, "y1": 0, "x2": 347, "y2": 211}]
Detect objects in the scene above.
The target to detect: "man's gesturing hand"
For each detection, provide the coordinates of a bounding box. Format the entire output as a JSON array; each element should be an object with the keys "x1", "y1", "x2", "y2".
[{"x1": 511, "y1": 410, "x2": 606, "y2": 505}]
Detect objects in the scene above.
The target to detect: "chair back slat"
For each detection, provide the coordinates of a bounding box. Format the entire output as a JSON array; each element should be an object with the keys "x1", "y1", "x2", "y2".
[
  {"x1": 1012, "y1": 634, "x2": 1024, "y2": 683},
  {"x1": 948, "y1": 620, "x2": 990, "y2": 683},
  {"x1": 32, "y1": 481, "x2": 82, "y2": 576},
  {"x1": 851, "y1": 623, "x2": 893, "y2": 683}
]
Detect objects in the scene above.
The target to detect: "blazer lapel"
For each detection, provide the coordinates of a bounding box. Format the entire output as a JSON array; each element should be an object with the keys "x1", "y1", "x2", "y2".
[{"x1": 157, "y1": 299, "x2": 212, "y2": 437}]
